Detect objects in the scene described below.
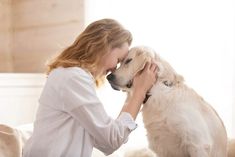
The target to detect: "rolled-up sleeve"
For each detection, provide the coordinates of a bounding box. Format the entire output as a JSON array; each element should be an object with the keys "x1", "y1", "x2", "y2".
[{"x1": 61, "y1": 70, "x2": 137, "y2": 155}]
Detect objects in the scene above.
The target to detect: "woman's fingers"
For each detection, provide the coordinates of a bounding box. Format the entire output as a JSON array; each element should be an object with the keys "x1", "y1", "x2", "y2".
[
  {"x1": 144, "y1": 62, "x2": 151, "y2": 70},
  {"x1": 150, "y1": 62, "x2": 157, "y2": 72}
]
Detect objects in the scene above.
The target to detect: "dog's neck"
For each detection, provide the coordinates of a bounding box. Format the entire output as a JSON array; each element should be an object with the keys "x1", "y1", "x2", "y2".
[
  {"x1": 125, "y1": 91, "x2": 152, "y2": 104},
  {"x1": 143, "y1": 93, "x2": 151, "y2": 104}
]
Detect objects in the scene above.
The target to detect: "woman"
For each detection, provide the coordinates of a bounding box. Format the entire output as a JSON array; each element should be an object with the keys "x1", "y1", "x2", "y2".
[{"x1": 23, "y1": 18, "x2": 157, "y2": 157}]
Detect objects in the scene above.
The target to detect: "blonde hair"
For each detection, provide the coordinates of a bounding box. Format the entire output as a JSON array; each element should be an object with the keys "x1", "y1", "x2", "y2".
[{"x1": 47, "y1": 18, "x2": 132, "y2": 86}]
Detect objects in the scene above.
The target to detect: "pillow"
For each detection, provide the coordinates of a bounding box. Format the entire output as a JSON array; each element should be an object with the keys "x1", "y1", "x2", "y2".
[{"x1": 0, "y1": 124, "x2": 22, "y2": 157}]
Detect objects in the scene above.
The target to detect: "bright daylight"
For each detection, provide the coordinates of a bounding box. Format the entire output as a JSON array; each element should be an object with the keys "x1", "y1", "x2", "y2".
[{"x1": 0, "y1": 0, "x2": 234, "y2": 157}]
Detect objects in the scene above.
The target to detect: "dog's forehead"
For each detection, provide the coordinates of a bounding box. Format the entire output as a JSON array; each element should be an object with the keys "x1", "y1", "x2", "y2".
[
  {"x1": 128, "y1": 47, "x2": 155, "y2": 58},
  {"x1": 128, "y1": 49, "x2": 143, "y2": 57}
]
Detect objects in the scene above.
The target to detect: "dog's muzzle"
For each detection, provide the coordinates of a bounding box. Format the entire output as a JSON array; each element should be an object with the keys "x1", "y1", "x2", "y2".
[
  {"x1": 106, "y1": 73, "x2": 120, "y2": 91},
  {"x1": 106, "y1": 73, "x2": 133, "y2": 90},
  {"x1": 126, "y1": 80, "x2": 133, "y2": 88},
  {"x1": 107, "y1": 73, "x2": 151, "y2": 103}
]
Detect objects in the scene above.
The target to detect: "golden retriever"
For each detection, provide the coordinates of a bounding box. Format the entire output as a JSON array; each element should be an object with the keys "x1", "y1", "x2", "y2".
[{"x1": 107, "y1": 46, "x2": 227, "y2": 157}]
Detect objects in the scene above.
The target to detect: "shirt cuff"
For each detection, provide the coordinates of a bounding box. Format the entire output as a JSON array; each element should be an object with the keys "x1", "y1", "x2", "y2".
[{"x1": 118, "y1": 112, "x2": 138, "y2": 131}]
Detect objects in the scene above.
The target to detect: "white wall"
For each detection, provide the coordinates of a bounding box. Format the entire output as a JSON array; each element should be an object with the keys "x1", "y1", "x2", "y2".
[
  {"x1": 85, "y1": 0, "x2": 235, "y2": 154},
  {"x1": 11, "y1": 0, "x2": 85, "y2": 72},
  {"x1": 0, "y1": 0, "x2": 13, "y2": 71},
  {"x1": 0, "y1": 0, "x2": 85, "y2": 72},
  {"x1": 0, "y1": 74, "x2": 46, "y2": 126}
]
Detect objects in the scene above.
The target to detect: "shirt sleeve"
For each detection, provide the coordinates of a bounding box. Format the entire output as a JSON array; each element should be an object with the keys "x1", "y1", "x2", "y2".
[{"x1": 61, "y1": 70, "x2": 137, "y2": 155}]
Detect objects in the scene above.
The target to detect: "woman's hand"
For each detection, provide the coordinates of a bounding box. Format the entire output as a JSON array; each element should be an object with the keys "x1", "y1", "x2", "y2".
[
  {"x1": 132, "y1": 62, "x2": 158, "y2": 95},
  {"x1": 120, "y1": 61, "x2": 158, "y2": 120}
]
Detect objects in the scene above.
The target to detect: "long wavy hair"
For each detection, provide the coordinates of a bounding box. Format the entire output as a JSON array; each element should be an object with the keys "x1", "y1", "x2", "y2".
[{"x1": 47, "y1": 19, "x2": 132, "y2": 86}]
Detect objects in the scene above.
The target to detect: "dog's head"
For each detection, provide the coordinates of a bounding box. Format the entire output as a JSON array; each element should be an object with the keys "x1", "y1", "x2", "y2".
[
  {"x1": 106, "y1": 46, "x2": 184, "y2": 92},
  {"x1": 106, "y1": 46, "x2": 154, "y2": 92}
]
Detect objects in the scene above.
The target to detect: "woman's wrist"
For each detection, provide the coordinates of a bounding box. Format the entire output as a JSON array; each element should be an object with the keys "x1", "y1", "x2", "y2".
[
  {"x1": 120, "y1": 90, "x2": 146, "y2": 120},
  {"x1": 132, "y1": 89, "x2": 146, "y2": 102}
]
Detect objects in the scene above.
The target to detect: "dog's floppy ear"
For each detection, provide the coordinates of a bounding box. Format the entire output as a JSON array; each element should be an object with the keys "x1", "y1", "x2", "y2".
[
  {"x1": 155, "y1": 60, "x2": 164, "y2": 78},
  {"x1": 155, "y1": 58, "x2": 184, "y2": 86},
  {"x1": 174, "y1": 74, "x2": 184, "y2": 84},
  {"x1": 135, "y1": 57, "x2": 152, "y2": 75}
]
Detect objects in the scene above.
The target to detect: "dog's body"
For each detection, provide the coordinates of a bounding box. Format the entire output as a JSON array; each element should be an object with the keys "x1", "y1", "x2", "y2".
[
  {"x1": 142, "y1": 71, "x2": 227, "y2": 157},
  {"x1": 107, "y1": 46, "x2": 227, "y2": 157}
]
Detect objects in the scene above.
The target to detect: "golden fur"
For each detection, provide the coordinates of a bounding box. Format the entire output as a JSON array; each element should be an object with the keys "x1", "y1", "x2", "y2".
[{"x1": 109, "y1": 46, "x2": 228, "y2": 157}]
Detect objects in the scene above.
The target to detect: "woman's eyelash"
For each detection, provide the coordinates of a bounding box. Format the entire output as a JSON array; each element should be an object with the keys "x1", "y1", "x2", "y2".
[{"x1": 125, "y1": 58, "x2": 132, "y2": 64}]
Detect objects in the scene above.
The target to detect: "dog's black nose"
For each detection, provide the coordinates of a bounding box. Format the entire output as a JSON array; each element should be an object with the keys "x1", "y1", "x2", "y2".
[{"x1": 106, "y1": 73, "x2": 115, "y2": 81}]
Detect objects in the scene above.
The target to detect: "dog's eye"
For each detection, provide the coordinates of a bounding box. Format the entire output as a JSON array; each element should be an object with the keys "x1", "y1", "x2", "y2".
[{"x1": 125, "y1": 58, "x2": 132, "y2": 64}]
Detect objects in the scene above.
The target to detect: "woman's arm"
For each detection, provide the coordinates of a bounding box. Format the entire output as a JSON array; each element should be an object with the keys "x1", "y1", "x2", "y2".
[
  {"x1": 120, "y1": 62, "x2": 157, "y2": 120},
  {"x1": 61, "y1": 70, "x2": 135, "y2": 155}
]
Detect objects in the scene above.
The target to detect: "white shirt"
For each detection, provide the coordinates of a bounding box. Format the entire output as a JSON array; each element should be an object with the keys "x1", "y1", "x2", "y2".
[{"x1": 23, "y1": 67, "x2": 137, "y2": 157}]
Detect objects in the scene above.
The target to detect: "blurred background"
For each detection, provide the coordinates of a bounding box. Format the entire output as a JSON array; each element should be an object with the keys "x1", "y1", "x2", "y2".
[{"x1": 0, "y1": 0, "x2": 234, "y2": 156}]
